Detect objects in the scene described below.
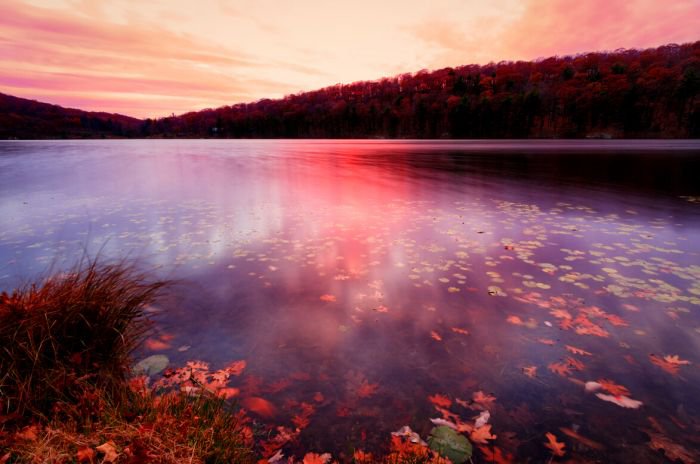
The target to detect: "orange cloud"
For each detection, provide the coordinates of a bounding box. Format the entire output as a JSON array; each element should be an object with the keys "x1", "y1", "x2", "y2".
[{"x1": 0, "y1": 0, "x2": 322, "y2": 117}]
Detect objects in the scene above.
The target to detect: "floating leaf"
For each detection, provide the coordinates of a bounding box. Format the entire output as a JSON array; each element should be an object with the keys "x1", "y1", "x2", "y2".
[
  {"x1": 428, "y1": 425, "x2": 473, "y2": 463},
  {"x1": 595, "y1": 393, "x2": 643, "y2": 409}
]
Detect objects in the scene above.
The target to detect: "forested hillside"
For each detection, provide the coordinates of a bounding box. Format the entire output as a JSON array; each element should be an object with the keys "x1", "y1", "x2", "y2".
[{"x1": 2, "y1": 41, "x2": 699, "y2": 139}]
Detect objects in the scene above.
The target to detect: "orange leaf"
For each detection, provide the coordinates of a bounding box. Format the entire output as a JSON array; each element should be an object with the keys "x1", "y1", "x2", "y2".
[
  {"x1": 471, "y1": 391, "x2": 496, "y2": 410},
  {"x1": 353, "y1": 450, "x2": 374, "y2": 463},
  {"x1": 14, "y1": 425, "x2": 38, "y2": 441},
  {"x1": 544, "y1": 432, "x2": 566, "y2": 457},
  {"x1": 76, "y1": 447, "x2": 95, "y2": 463},
  {"x1": 649, "y1": 354, "x2": 685, "y2": 374},
  {"x1": 430, "y1": 330, "x2": 443, "y2": 341},
  {"x1": 96, "y1": 441, "x2": 119, "y2": 463},
  {"x1": 242, "y1": 397, "x2": 277, "y2": 418},
  {"x1": 428, "y1": 394, "x2": 452, "y2": 408},
  {"x1": 357, "y1": 380, "x2": 379, "y2": 398},
  {"x1": 522, "y1": 366, "x2": 537, "y2": 378},
  {"x1": 302, "y1": 452, "x2": 331, "y2": 464},
  {"x1": 478, "y1": 445, "x2": 514, "y2": 464},
  {"x1": 548, "y1": 362, "x2": 572, "y2": 377},
  {"x1": 320, "y1": 294, "x2": 336, "y2": 302},
  {"x1": 597, "y1": 379, "x2": 630, "y2": 397},
  {"x1": 470, "y1": 424, "x2": 497, "y2": 444},
  {"x1": 565, "y1": 345, "x2": 592, "y2": 356}
]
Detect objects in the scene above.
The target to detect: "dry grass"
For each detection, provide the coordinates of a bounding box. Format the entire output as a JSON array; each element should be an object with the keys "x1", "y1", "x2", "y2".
[{"x1": 0, "y1": 259, "x2": 166, "y2": 419}]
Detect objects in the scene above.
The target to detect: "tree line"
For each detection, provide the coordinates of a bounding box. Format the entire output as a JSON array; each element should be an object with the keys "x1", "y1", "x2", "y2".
[{"x1": 2, "y1": 41, "x2": 699, "y2": 139}]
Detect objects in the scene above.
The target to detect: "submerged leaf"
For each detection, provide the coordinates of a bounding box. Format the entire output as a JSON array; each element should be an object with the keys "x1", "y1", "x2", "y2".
[
  {"x1": 428, "y1": 425, "x2": 473, "y2": 463},
  {"x1": 133, "y1": 354, "x2": 169, "y2": 376}
]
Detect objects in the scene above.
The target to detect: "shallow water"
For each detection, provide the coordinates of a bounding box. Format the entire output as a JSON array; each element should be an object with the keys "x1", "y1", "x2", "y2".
[{"x1": 1, "y1": 140, "x2": 700, "y2": 462}]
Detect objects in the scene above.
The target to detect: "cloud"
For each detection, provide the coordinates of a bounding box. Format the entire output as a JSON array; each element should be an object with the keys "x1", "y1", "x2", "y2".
[
  {"x1": 408, "y1": 0, "x2": 700, "y2": 65},
  {"x1": 0, "y1": 0, "x2": 319, "y2": 117},
  {"x1": 499, "y1": 0, "x2": 700, "y2": 59}
]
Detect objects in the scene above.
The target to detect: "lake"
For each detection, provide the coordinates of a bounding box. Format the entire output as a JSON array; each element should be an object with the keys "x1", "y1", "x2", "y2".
[{"x1": 1, "y1": 140, "x2": 699, "y2": 462}]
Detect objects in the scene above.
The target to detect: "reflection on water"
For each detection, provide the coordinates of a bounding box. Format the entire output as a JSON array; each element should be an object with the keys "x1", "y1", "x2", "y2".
[{"x1": 1, "y1": 140, "x2": 700, "y2": 462}]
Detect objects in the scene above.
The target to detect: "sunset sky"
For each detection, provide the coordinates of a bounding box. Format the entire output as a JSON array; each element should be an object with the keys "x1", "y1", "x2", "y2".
[{"x1": 1, "y1": 0, "x2": 699, "y2": 118}]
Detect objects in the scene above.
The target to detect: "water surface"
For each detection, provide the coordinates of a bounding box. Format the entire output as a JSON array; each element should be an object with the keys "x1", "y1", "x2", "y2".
[{"x1": 1, "y1": 140, "x2": 700, "y2": 462}]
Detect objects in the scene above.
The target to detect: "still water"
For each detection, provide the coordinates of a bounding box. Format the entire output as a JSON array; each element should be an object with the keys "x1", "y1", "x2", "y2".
[{"x1": 1, "y1": 140, "x2": 699, "y2": 462}]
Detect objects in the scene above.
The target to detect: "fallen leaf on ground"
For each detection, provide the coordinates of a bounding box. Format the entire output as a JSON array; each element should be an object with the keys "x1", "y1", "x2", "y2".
[
  {"x1": 302, "y1": 452, "x2": 331, "y2": 464},
  {"x1": 96, "y1": 441, "x2": 119, "y2": 463},
  {"x1": 76, "y1": 447, "x2": 95, "y2": 463}
]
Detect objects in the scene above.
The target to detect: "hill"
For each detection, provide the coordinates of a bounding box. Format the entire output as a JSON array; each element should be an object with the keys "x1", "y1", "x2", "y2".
[
  {"x1": 2, "y1": 40, "x2": 699, "y2": 139},
  {"x1": 0, "y1": 93, "x2": 141, "y2": 139}
]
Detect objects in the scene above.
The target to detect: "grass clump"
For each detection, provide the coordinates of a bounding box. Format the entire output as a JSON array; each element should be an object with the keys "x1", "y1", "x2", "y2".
[
  {"x1": 0, "y1": 259, "x2": 165, "y2": 419},
  {"x1": 0, "y1": 259, "x2": 255, "y2": 463}
]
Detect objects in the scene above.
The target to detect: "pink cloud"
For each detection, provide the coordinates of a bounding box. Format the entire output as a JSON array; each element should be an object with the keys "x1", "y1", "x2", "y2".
[
  {"x1": 499, "y1": 0, "x2": 700, "y2": 60},
  {"x1": 0, "y1": 0, "x2": 320, "y2": 117}
]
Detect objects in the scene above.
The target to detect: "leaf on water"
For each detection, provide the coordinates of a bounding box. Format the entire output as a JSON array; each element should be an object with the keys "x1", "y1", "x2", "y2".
[
  {"x1": 471, "y1": 391, "x2": 496, "y2": 410},
  {"x1": 522, "y1": 366, "x2": 537, "y2": 378},
  {"x1": 565, "y1": 357, "x2": 585, "y2": 371},
  {"x1": 595, "y1": 393, "x2": 643, "y2": 409},
  {"x1": 144, "y1": 337, "x2": 171, "y2": 351},
  {"x1": 474, "y1": 410, "x2": 490, "y2": 428},
  {"x1": 451, "y1": 327, "x2": 469, "y2": 335},
  {"x1": 565, "y1": 345, "x2": 592, "y2": 356},
  {"x1": 538, "y1": 338, "x2": 556, "y2": 346},
  {"x1": 319, "y1": 294, "x2": 336, "y2": 302},
  {"x1": 470, "y1": 424, "x2": 497, "y2": 444},
  {"x1": 428, "y1": 425, "x2": 473, "y2": 463},
  {"x1": 133, "y1": 354, "x2": 169, "y2": 376},
  {"x1": 428, "y1": 394, "x2": 452, "y2": 408},
  {"x1": 544, "y1": 432, "x2": 566, "y2": 457},
  {"x1": 430, "y1": 418, "x2": 458, "y2": 430},
  {"x1": 96, "y1": 441, "x2": 119, "y2": 463},
  {"x1": 224, "y1": 360, "x2": 247, "y2": 376},
  {"x1": 392, "y1": 425, "x2": 427, "y2": 445},
  {"x1": 548, "y1": 362, "x2": 572, "y2": 377},
  {"x1": 649, "y1": 354, "x2": 689, "y2": 375},
  {"x1": 478, "y1": 445, "x2": 514, "y2": 464},
  {"x1": 242, "y1": 396, "x2": 277, "y2": 418},
  {"x1": 430, "y1": 331, "x2": 443, "y2": 341},
  {"x1": 597, "y1": 379, "x2": 630, "y2": 397}
]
